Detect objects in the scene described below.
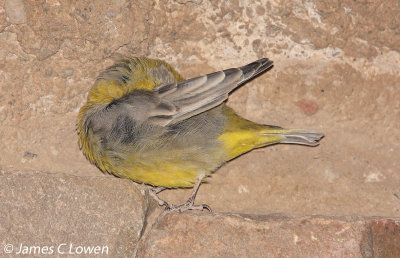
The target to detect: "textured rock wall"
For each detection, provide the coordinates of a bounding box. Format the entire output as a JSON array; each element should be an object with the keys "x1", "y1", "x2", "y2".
[
  {"x1": 2, "y1": 171, "x2": 400, "y2": 256},
  {"x1": 1, "y1": 0, "x2": 399, "y2": 256}
]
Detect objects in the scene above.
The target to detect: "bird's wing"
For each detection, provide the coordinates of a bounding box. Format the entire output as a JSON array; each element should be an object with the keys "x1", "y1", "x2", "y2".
[{"x1": 146, "y1": 58, "x2": 273, "y2": 126}]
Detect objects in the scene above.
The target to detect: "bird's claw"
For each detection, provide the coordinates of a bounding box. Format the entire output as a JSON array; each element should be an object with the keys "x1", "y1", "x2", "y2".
[{"x1": 161, "y1": 201, "x2": 212, "y2": 216}]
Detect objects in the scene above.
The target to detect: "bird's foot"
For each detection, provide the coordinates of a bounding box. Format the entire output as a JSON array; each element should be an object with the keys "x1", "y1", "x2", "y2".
[
  {"x1": 148, "y1": 187, "x2": 168, "y2": 206},
  {"x1": 149, "y1": 175, "x2": 212, "y2": 215},
  {"x1": 161, "y1": 198, "x2": 211, "y2": 216}
]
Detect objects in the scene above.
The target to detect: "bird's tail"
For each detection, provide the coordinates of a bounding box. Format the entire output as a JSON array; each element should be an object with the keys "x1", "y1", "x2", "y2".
[{"x1": 261, "y1": 127, "x2": 324, "y2": 147}]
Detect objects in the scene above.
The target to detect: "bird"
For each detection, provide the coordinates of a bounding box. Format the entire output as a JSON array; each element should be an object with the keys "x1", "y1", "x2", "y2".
[{"x1": 77, "y1": 57, "x2": 324, "y2": 213}]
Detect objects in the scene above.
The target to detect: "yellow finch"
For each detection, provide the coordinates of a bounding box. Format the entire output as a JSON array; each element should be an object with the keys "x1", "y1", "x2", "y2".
[{"x1": 77, "y1": 57, "x2": 323, "y2": 212}]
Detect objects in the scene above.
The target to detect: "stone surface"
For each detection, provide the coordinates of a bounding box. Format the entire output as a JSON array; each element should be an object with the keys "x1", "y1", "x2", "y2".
[
  {"x1": 370, "y1": 219, "x2": 400, "y2": 258},
  {"x1": 0, "y1": 170, "x2": 147, "y2": 256},
  {"x1": 137, "y1": 212, "x2": 400, "y2": 257},
  {"x1": 1, "y1": 0, "x2": 399, "y2": 256},
  {"x1": 1, "y1": 170, "x2": 399, "y2": 257}
]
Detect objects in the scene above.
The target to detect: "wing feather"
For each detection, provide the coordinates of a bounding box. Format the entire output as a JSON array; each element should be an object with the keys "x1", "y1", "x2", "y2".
[
  {"x1": 152, "y1": 58, "x2": 273, "y2": 124},
  {"x1": 104, "y1": 58, "x2": 273, "y2": 127}
]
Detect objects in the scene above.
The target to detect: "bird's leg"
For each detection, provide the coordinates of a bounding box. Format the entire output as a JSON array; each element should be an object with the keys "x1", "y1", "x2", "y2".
[
  {"x1": 162, "y1": 174, "x2": 212, "y2": 215},
  {"x1": 148, "y1": 187, "x2": 169, "y2": 207}
]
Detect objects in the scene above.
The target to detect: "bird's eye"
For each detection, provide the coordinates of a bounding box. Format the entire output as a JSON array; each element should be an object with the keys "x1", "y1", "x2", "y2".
[{"x1": 106, "y1": 100, "x2": 117, "y2": 110}]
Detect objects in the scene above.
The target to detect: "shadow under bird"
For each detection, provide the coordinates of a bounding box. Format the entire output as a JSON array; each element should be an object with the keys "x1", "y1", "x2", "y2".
[{"x1": 77, "y1": 57, "x2": 324, "y2": 213}]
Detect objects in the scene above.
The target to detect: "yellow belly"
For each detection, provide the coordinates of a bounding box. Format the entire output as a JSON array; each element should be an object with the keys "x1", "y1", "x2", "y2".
[{"x1": 102, "y1": 148, "x2": 224, "y2": 188}]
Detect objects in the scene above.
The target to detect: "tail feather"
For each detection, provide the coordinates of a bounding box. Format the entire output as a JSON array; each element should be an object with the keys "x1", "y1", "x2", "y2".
[
  {"x1": 281, "y1": 130, "x2": 324, "y2": 146},
  {"x1": 264, "y1": 130, "x2": 324, "y2": 146}
]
